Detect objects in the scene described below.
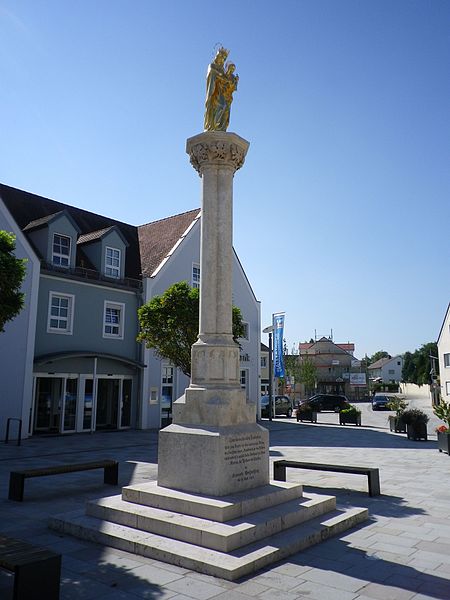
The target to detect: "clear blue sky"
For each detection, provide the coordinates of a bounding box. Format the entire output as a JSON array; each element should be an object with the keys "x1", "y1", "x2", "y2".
[{"x1": 1, "y1": 1, "x2": 449, "y2": 358}]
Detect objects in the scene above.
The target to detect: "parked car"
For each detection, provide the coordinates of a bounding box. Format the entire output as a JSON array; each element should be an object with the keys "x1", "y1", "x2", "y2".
[
  {"x1": 371, "y1": 394, "x2": 391, "y2": 411},
  {"x1": 260, "y1": 395, "x2": 294, "y2": 418},
  {"x1": 298, "y1": 394, "x2": 350, "y2": 413}
]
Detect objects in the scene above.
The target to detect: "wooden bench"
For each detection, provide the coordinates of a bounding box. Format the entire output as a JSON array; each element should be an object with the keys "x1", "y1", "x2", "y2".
[
  {"x1": 0, "y1": 535, "x2": 61, "y2": 599},
  {"x1": 273, "y1": 460, "x2": 380, "y2": 496},
  {"x1": 9, "y1": 459, "x2": 119, "y2": 502}
]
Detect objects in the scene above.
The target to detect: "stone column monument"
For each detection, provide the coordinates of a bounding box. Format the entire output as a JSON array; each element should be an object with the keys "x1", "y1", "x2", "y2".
[
  {"x1": 157, "y1": 68, "x2": 270, "y2": 495},
  {"x1": 52, "y1": 49, "x2": 368, "y2": 580}
]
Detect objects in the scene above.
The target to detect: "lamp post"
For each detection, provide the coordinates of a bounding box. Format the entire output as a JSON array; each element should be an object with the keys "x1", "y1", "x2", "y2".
[{"x1": 263, "y1": 325, "x2": 274, "y2": 421}]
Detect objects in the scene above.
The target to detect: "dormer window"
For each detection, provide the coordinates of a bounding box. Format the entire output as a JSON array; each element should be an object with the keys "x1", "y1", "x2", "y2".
[
  {"x1": 52, "y1": 234, "x2": 71, "y2": 267},
  {"x1": 105, "y1": 247, "x2": 121, "y2": 278}
]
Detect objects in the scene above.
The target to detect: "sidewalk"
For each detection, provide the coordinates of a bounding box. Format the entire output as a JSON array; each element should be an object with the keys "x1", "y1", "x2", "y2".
[{"x1": 0, "y1": 410, "x2": 449, "y2": 600}]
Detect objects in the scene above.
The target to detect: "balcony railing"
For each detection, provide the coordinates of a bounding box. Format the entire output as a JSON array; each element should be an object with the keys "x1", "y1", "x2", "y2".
[{"x1": 40, "y1": 261, "x2": 142, "y2": 291}]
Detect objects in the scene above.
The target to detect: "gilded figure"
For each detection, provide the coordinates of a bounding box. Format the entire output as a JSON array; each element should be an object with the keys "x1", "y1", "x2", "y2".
[{"x1": 204, "y1": 47, "x2": 239, "y2": 132}]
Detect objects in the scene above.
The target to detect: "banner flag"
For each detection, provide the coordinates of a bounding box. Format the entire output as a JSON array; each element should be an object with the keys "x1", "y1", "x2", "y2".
[{"x1": 273, "y1": 312, "x2": 285, "y2": 378}]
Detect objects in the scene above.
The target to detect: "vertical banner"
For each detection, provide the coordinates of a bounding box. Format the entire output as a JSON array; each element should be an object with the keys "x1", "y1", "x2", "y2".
[{"x1": 273, "y1": 312, "x2": 285, "y2": 378}]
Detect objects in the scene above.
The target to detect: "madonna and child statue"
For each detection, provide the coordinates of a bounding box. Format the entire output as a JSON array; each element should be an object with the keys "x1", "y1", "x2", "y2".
[{"x1": 204, "y1": 46, "x2": 238, "y2": 132}]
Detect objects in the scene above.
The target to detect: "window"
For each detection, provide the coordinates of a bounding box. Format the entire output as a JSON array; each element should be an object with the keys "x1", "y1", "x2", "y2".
[
  {"x1": 192, "y1": 263, "x2": 200, "y2": 289},
  {"x1": 446, "y1": 382, "x2": 450, "y2": 396},
  {"x1": 47, "y1": 292, "x2": 74, "y2": 334},
  {"x1": 240, "y1": 369, "x2": 249, "y2": 399},
  {"x1": 240, "y1": 369, "x2": 247, "y2": 389},
  {"x1": 105, "y1": 247, "x2": 121, "y2": 278},
  {"x1": 103, "y1": 301, "x2": 124, "y2": 338},
  {"x1": 240, "y1": 322, "x2": 249, "y2": 341},
  {"x1": 444, "y1": 354, "x2": 450, "y2": 368},
  {"x1": 52, "y1": 234, "x2": 71, "y2": 267},
  {"x1": 388, "y1": 369, "x2": 395, "y2": 374},
  {"x1": 261, "y1": 356, "x2": 267, "y2": 368}
]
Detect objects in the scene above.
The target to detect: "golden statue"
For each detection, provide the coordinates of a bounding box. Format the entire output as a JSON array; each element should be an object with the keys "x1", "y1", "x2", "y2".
[{"x1": 204, "y1": 47, "x2": 239, "y2": 132}]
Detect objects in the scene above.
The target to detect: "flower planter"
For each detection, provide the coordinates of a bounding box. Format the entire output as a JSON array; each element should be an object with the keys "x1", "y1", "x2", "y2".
[
  {"x1": 406, "y1": 423, "x2": 427, "y2": 441},
  {"x1": 339, "y1": 413, "x2": 361, "y2": 426},
  {"x1": 296, "y1": 411, "x2": 317, "y2": 423},
  {"x1": 388, "y1": 415, "x2": 406, "y2": 433},
  {"x1": 437, "y1": 431, "x2": 450, "y2": 454}
]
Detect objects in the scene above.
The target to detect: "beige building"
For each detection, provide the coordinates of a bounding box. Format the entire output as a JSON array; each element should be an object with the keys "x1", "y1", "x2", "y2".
[{"x1": 296, "y1": 337, "x2": 367, "y2": 400}]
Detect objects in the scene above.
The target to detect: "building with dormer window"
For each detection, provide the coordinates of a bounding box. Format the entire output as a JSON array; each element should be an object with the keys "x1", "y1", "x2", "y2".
[{"x1": 0, "y1": 184, "x2": 260, "y2": 439}]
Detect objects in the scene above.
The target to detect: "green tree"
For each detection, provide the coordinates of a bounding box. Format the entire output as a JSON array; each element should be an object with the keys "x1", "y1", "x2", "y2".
[
  {"x1": 401, "y1": 342, "x2": 438, "y2": 385},
  {"x1": 0, "y1": 231, "x2": 27, "y2": 332},
  {"x1": 137, "y1": 281, "x2": 245, "y2": 377},
  {"x1": 299, "y1": 356, "x2": 317, "y2": 397}
]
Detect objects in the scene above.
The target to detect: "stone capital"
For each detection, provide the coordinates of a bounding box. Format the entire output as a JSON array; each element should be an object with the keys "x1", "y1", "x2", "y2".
[{"x1": 186, "y1": 131, "x2": 250, "y2": 176}]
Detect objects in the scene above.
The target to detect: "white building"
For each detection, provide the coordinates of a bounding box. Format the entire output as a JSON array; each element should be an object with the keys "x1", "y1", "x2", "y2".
[
  {"x1": 437, "y1": 303, "x2": 450, "y2": 400},
  {"x1": 368, "y1": 355, "x2": 403, "y2": 383},
  {"x1": 138, "y1": 210, "x2": 261, "y2": 429}
]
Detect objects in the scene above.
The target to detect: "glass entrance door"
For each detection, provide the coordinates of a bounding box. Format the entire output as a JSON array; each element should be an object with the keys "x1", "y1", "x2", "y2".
[
  {"x1": 34, "y1": 377, "x2": 63, "y2": 433},
  {"x1": 96, "y1": 379, "x2": 120, "y2": 430}
]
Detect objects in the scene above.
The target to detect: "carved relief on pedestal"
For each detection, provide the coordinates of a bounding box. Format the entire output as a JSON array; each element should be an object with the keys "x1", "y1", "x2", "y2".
[
  {"x1": 191, "y1": 344, "x2": 240, "y2": 386},
  {"x1": 187, "y1": 134, "x2": 248, "y2": 176}
]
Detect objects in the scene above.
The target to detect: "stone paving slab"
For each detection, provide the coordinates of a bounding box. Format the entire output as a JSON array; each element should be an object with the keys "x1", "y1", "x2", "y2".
[{"x1": 1, "y1": 399, "x2": 449, "y2": 598}]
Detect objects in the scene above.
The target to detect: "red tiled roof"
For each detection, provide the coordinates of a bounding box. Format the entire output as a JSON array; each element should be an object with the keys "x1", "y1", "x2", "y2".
[{"x1": 138, "y1": 209, "x2": 200, "y2": 277}]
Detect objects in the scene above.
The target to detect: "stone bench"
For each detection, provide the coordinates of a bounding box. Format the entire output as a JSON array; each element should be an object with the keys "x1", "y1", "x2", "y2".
[
  {"x1": 8, "y1": 459, "x2": 119, "y2": 502},
  {"x1": 273, "y1": 460, "x2": 380, "y2": 496},
  {"x1": 0, "y1": 534, "x2": 61, "y2": 599}
]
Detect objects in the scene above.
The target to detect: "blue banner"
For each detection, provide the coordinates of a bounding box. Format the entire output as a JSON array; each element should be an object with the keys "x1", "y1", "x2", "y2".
[{"x1": 273, "y1": 313, "x2": 285, "y2": 378}]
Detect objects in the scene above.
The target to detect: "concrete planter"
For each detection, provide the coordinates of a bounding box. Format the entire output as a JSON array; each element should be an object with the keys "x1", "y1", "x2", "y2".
[
  {"x1": 296, "y1": 411, "x2": 318, "y2": 423},
  {"x1": 406, "y1": 423, "x2": 428, "y2": 441},
  {"x1": 437, "y1": 431, "x2": 450, "y2": 454},
  {"x1": 388, "y1": 415, "x2": 406, "y2": 433},
  {"x1": 339, "y1": 413, "x2": 361, "y2": 426}
]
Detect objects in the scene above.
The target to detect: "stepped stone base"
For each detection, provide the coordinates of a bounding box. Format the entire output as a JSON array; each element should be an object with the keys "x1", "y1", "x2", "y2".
[{"x1": 50, "y1": 479, "x2": 368, "y2": 580}]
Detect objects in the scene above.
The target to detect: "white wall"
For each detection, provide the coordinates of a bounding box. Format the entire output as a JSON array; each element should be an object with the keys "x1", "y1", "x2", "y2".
[
  {"x1": 0, "y1": 199, "x2": 40, "y2": 440},
  {"x1": 399, "y1": 382, "x2": 432, "y2": 401},
  {"x1": 438, "y1": 306, "x2": 450, "y2": 400}
]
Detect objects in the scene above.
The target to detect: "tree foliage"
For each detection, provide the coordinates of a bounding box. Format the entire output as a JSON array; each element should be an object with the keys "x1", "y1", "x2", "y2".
[
  {"x1": 299, "y1": 356, "x2": 317, "y2": 396},
  {"x1": 137, "y1": 281, "x2": 245, "y2": 377},
  {"x1": 401, "y1": 342, "x2": 439, "y2": 385},
  {"x1": 0, "y1": 231, "x2": 27, "y2": 332},
  {"x1": 361, "y1": 350, "x2": 391, "y2": 369}
]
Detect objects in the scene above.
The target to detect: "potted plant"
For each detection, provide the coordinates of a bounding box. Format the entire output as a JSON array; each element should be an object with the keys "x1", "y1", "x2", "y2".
[
  {"x1": 339, "y1": 404, "x2": 361, "y2": 426},
  {"x1": 386, "y1": 396, "x2": 408, "y2": 433},
  {"x1": 296, "y1": 402, "x2": 317, "y2": 423},
  {"x1": 433, "y1": 400, "x2": 450, "y2": 455},
  {"x1": 401, "y1": 408, "x2": 429, "y2": 441}
]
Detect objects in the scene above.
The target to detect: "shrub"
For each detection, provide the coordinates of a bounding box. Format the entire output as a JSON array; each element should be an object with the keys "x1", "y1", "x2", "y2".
[
  {"x1": 340, "y1": 404, "x2": 361, "y2": 416},
  {"x1": 433, "y1": 399, "x2": 450, "y2": 431},
  {"x1": 386, "y1": 396, "x2": 407, "y2": 417},
  {"x1": 401, "y1": 408, "x2": 429, "y2": 425}
]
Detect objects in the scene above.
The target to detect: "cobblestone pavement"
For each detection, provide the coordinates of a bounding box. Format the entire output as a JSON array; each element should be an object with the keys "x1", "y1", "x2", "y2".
[{"x1": 1, "y1": 397, "x2": 449, "y2": 599}]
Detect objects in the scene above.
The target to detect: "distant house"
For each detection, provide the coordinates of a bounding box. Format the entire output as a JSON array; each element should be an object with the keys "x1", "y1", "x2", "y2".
[
  {"x1": 298, "y1": 337, "x2": 366, "y2": 399},
  {"x1": 260, "y1": 342, "x2": 270, "y2": 396},
  {"x1": 437, "y1": 302, "x2": 450, "y2": 400},
  {"x1": 367, "y1": 356, "x2": 403, "y2": 383},
  {"x1": 0, "y1": 184, "x2": 260, "y2": 439}
]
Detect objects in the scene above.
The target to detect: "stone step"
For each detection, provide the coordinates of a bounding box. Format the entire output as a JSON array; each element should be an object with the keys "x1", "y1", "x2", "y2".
[
  {"x1": 86, "y1": 491, "x2": 336, "y2": 552},
  {"x1": 49, "y1": 504, "x2": 368, "y2": 581},
  {"x1": 122, "y1": 480, "x2": 303, "y2": 522}
]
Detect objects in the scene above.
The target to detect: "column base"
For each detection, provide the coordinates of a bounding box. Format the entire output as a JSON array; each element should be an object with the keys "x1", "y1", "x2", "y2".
[{"x1": 158, "y1": 422, "x2": 270, "y2": 496}]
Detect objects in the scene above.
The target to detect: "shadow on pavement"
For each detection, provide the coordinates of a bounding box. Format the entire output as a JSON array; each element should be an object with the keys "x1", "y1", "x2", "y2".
[
  {"x1": 263, "y1": 420, "x2": 437, "y2": 450},
  {"x1": 288, "y1": 537, "x2": 450, "y2": 600}
]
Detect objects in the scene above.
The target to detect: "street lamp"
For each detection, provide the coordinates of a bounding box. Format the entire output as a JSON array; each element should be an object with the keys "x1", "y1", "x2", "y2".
[{"x1": 263, "y1": 325, "x2": 274, "y2": 421}]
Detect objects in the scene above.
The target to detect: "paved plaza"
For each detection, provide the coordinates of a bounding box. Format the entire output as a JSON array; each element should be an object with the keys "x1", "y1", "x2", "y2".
[{"x1": 1, "y1": 398, "x2": 449, "y2": 600}]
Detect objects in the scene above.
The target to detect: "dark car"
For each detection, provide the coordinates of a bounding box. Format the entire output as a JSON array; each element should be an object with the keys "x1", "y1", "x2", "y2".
[
  {"x1": 299, "y1": 394, "x2": 350, "y2": 413},
  {"x1": 260, "y1": 395, "x2": 294, "y2": 418},
  {"x1": 372, "y1": 394, "x2": 392, "y2": 411}
]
